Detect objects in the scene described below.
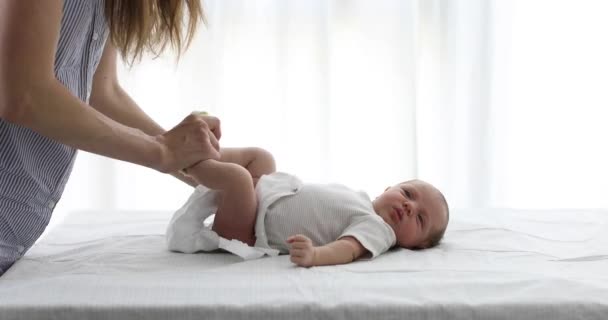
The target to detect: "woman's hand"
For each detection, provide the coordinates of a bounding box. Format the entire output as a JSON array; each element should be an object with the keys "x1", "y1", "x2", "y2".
[
  {"x1": 200, "y1": 113, "x2": 221, "y2": 143},
  {"x1": 155, "y1": 113, "x2": 222, "y2": 173},
  {"x1": 287, "y1": 234, "x2": 317, "y2": 267}
]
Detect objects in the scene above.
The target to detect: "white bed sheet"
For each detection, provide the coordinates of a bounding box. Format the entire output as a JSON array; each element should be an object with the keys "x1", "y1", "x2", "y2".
[{"x1": 1, "y1": 208, "x2": 608, "y2": 320}]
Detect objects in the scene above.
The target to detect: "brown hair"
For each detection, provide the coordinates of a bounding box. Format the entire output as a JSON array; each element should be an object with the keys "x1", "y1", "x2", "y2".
[{"x1": 104, "y1": 0, "x2": 205, "y2": 64}]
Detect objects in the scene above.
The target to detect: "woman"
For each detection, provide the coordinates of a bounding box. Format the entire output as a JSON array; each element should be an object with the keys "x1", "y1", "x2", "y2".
[{"x1": 0, "y1": 0, "x2": 217, "y2": 274}]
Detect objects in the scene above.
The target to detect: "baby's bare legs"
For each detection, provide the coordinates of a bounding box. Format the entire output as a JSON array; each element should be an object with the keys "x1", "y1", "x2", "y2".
[
  {"x1": 186, "y1": 148, "x2": 276, "y2": 246},
  {"x1": 220, "y1": 147, "x2": 276, "y2": 187}
]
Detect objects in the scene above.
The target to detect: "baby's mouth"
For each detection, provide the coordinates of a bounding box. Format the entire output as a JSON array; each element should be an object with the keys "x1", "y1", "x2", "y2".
[{"x1": 392, "y1": 208, "x2": 403, "y2": 223}]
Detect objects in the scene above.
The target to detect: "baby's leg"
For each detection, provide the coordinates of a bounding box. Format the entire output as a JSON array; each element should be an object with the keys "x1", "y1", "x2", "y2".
[
  {"x1": 185, "y1": 148, "x2": 275, "y2": 246},
  {"x1": 219, "y1": 147, "x2": 276, "y2": 186},
  {"x1": 187, "y1": 160, "x2": 257, "y2": 245}
]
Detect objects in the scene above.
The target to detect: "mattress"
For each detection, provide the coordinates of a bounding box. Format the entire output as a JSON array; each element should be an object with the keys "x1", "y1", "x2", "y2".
[{"x1": 1, "y1": 208, "x2": 607, "y2": 320}]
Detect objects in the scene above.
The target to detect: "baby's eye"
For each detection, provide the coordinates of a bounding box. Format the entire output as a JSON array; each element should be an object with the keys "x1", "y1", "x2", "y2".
[
  {"x1": 417, "y1": 214, "x2": 423, "y2": 226},
  {"x1": 402, "y1": 188, "x2": 411, "y2": 198}
]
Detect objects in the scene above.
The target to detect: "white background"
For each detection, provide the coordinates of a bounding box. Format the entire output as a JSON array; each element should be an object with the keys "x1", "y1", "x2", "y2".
[{"x1": 50, "y1": 0, "x2": 608, "y2": 230}]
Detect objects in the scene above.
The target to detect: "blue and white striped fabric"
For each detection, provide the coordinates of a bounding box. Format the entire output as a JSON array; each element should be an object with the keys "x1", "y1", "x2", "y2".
[{"x1": 0, "y1": 0, "x2": 108, "y2": 274}]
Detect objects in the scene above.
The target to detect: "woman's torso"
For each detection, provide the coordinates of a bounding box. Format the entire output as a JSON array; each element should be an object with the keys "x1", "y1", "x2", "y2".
[{"x1": 0, "y1": 0, "x2": 108, "y2": 270}]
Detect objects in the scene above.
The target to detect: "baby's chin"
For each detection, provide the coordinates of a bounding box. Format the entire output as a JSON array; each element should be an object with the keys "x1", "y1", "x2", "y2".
[
  {"x1": 397, "y1": 240, "x2": 422, "y2": 250},
  {"x1": 377, "y1": 210, "x2": 398, "y2": 229}
]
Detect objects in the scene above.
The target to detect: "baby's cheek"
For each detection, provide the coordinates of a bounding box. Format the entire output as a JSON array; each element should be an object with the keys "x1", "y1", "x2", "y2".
[
  {"x1": 398, "y1": 224, "x2": 416, "y2": 245},
  {"x1": 387, "y1": 193, "x2": 402, "y2": 203},
  {"x1": 396, "y1": 228, "x2": 408, "y2": 244}
]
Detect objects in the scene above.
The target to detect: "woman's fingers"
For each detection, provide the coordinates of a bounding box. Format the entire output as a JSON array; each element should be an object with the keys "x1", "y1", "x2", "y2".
[
  {"x1": 207, "y1": 128, "x2": 220, "y2": 151},
  {"x1": 186, "y1": 116, "x2": 220, "y2": 157},
  {"x1": 201, "y1": 115, "x2": 221, "y2": 141},
  {"x1": 157, "y1": 113, "x2": 222, "y2": 173},
  {"x1": 190, "y1": 113, "x2": 221, "y2": 150}
]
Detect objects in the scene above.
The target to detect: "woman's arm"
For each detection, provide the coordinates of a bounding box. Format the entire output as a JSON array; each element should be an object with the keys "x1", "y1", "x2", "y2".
[
  {"x1": 89, "y1": 39, "x2": 216, "y2": 186},
  {"x1": 90, "y1": 41, "x2": 222, "y2": 144},
  {"x1": 287, "y1": 235, "x2": 368, "y2": 267},
  {"x1": 90, "y1": 42, "x2": 165, "y2": 140},
  {"x1": 0, "y1": 0, "x2": 217, "y2": 173}
]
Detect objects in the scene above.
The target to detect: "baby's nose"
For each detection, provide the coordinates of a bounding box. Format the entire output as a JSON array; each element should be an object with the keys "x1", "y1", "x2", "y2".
[{"x1": 402, "y1": 202, "x2": 413, "y2": 216}]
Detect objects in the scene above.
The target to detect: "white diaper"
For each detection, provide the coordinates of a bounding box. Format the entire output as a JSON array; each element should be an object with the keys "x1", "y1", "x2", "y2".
[{"x1": 166, "y1": 184, "x2": 280, "y2": 260}]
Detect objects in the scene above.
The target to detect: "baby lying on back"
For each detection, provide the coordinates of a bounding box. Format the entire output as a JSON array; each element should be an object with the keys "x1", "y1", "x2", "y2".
[{"x1": 169, "y1": 147, "x2": 449, "y2": 267}]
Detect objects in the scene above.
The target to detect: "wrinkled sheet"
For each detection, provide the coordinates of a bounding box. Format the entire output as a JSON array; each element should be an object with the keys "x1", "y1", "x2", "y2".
[{"x1": 1, "y1": 208, "x2": 607, "y2": 320}]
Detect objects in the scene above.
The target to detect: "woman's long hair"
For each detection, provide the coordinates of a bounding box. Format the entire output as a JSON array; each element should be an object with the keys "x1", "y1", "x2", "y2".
[{"x1": 104, "y1": 0, "x2": 205, "y2": 64}]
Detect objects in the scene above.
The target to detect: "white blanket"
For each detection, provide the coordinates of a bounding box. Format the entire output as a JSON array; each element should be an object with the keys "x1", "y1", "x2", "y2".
[{"x1": 1, "y1": 208, "x2": 607, "y2": 320}]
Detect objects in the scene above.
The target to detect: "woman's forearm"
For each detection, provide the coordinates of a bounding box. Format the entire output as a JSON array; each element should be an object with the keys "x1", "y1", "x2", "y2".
[
  {"x1": 3, "y1": 78, "x2": 164, "y2": 170},
  {"x1": 90, "y1": 81, "x2": 166, "y2": 137},
  {"x1": 89, "y1": 80, "x2": 197, "y2": 186}
]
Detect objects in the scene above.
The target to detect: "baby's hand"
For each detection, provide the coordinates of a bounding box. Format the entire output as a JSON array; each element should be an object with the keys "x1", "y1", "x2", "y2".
[{"x1": 286, "y1": 234, "x2": 317, "y2": 267}]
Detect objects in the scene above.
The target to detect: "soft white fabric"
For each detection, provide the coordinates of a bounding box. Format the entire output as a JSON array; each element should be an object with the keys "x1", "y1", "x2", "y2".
[
  {"x1": 256, "y1": 173, "x2": 396, "y2": 258},
  {"x1": 166, "y1": 185, "x2": 279, "y2": 260},
  {"x1": 2, "y1": 208, "x2": 608, "y2": 320}
]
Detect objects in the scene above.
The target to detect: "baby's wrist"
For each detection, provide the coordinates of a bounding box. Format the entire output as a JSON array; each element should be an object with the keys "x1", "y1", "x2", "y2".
[{"x1": 311, "y1": 247, "x2": 320, "y2": 266}]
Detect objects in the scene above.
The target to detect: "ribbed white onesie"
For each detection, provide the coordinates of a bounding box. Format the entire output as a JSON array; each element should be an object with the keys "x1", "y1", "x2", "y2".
[{"x1": 255, "y1": 173, "x2": 396, "y2": 258}]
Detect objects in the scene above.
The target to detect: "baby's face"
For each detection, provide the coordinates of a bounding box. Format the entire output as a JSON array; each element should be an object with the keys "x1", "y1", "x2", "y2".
[{"x1": 372, "y1": 180, "x2": 447, "y2": 249}]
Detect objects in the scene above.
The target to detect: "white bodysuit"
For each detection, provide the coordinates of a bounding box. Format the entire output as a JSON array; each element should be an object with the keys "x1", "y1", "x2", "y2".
[{"x1": 166, "y1": 172, "x2": 396, "y2": 259}]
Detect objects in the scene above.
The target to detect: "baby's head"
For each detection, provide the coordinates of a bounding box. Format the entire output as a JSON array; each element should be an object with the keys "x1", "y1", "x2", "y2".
[{"x1": 372, "y1": 179, "x2": 449, "y2": 250}]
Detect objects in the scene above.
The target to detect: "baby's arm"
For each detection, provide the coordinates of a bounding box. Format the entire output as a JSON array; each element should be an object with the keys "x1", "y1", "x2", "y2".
[{"x1": 287, "y1": 235, "x2": 367, "y2": 267}]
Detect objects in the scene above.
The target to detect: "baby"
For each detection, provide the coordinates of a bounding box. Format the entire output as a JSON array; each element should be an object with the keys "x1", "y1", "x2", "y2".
[{"x1": 174, "y1": 147, "x2": 449, "y2": 267}]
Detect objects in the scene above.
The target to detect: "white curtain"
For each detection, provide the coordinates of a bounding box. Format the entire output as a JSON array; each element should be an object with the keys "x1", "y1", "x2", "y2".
[
  {"x1": 421, "y1": 0, "x2": 608, "y2": 209},
  {"x1": 51, "y1": 0, "x2": 608, "y2": 229}
]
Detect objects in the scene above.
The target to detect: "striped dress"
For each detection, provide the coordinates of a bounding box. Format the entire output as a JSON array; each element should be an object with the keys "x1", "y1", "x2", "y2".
[{"x1": 0, "y1": 0, "x2": 108, "y2": 274}]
